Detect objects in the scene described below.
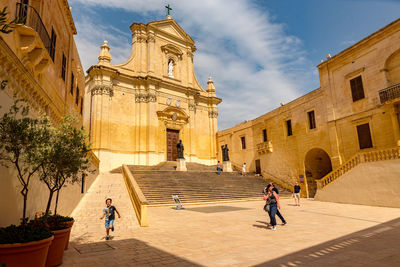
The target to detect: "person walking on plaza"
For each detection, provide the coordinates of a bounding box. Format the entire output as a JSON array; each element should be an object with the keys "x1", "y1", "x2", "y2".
[
  {"x1": 265, "y1": 185, "x2": 281, "y2": 230},
  {"x1": 242, "y1": 162, "x2": 247, "y2": 176},
  {"x1": 100, "y1": 198, "x2": 121, "y2": 240},
  {"x1": 217, "y1": 161, "x2": 222, "y2": 175},
  {"x1": 265, "y1": 182, "x2": 287, "y2": 225},
  {"x1": 293, "y1": 182, "x2": 301, "y2": 206}
]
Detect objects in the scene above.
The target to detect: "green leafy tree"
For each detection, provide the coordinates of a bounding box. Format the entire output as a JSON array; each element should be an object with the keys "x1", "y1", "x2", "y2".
[
  {"x1": 39, "y1": 116, "x2": 90, "y2": 216},
  {"x1": 0, "y1": 99, "x2": 51, "y2": 222}
]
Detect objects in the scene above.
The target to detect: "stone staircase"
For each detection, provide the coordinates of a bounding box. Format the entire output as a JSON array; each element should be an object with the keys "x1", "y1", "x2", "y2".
[
  {"x1": 70, "y1": 173, "x2": 139, "y2": 242},
  {"x1": 125, "y1": 162, "x2": 291, "y2": 205}
]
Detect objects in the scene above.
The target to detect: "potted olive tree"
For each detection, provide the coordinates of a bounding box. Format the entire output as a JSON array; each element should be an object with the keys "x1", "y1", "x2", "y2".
[
  {"x1": 0, "y1": 83, "x2": 53, "y2": 266},
  {"x1": 38, "y1": 115, "x2": 90, "y2": 266}
]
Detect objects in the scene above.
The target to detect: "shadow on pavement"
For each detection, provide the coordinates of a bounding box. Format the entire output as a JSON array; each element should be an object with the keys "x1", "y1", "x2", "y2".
[
  {"x1": 253, "y1": 217, "x2": 400, "y2": 267},
  {"x1": 63, "y1": 236, "x2": 202, "y2": 266}
]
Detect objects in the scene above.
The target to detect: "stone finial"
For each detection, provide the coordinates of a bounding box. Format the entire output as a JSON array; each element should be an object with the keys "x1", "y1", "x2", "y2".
[
  {"x1": 206, "y1": 76, "x2": 216, "y2": 94},
  {"x1": 98, "y1": 40, "x2": 112, "y2": 65}
]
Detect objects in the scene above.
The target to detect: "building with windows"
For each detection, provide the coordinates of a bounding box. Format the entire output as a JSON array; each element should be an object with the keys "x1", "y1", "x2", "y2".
[
  {"x1": 0, "y1": 0, "x2": 98, "y2": 226},
  {"x1": 217, "y1": 18, "x2": 400, "y2": 199},
  {"x1": 84, "y1": 16, "x2": 221, "y2": 172}
]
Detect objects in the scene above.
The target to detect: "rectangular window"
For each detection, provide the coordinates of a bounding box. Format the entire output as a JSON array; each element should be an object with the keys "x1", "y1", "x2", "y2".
[
  {"x1": 61, "y1": 53, "x2": 66, "y2": 81},
  {"x1": 76, "y1": 87, "x2": 79, "y2": 105},
  {"x1": 241, "y1": 136, "x2": 246, "y2": 149},
  {"x1": 350, "y1": 76, "x2": 365, "y2": 102},
  {"x1": 286, "y1": 120, "x2": 292, "y2": 136},
  {"x1": 49, "y1": 28, "x2": 57, "y2": 61},
  {"x1": 308, "y1": 110, "x2": 316, "y2": 129},
  {"x1": 262, "y1": 129, "x2": 268, "y2": 142},
  {"x1": 357, "y1": 123, "x2": 373, "y2": 149},
  {"x1": 80, "y1": 97, "x2": 83, "y2": 115},
  {"x1": 70, "y1": 73, "x2": 74, "y2": 94}
]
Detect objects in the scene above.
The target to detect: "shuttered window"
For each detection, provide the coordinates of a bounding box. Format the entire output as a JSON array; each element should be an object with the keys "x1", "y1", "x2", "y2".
[
  {"x1": 70, "y1": 73, "x2": 74, "y2": 94},
  {"x1": 241, "y1": 136, "x2": 246, "y2": 149},
  {"x1": 308, "y1": 110, "x2": 316, "y2": 129},
  {"x1": 49, "y1": 28, "x2": 57, "y2": 61},
  {"x1": 286, "y1": 120, "x2": 293, "y2": 136},
  {"x1": 262, "y1": 129, "x2": 268, "y2": 142},
  {"x1": 76, "y1": 87, "x2": 79, "y2": 105},
  {"x1": 350, "y1": 76, "x2": 365, "y2": 102},
  {"x1": 357, "y1": 123, "x2": 373, "y2": 149},
  {"x1": 61, "y1": 53, "x2": 66, "y2": 81}
]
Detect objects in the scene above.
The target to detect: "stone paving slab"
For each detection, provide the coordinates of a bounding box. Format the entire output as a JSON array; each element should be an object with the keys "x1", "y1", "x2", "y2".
[{"x1": 63, "y1": 198, "x2": 400, "y2": 266}]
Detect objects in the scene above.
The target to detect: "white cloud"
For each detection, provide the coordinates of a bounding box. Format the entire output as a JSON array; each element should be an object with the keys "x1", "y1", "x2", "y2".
[{"x1": 69, "y1": 0, "x2": 317, "y2": 129}]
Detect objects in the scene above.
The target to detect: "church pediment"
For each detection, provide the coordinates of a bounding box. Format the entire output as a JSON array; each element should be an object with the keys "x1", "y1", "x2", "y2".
[{"x1": 148, "y1": 19, "x2": 194, "y2": 45}]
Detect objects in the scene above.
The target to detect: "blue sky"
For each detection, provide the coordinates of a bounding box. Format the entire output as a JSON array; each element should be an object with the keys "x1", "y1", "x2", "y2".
[{"x1": 69, "y1": 0, "x2": 400, "y2": 130}]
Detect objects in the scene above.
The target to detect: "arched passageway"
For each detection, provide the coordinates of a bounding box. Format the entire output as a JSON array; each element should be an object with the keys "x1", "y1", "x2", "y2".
[{"x1": 304, "y1": 148, "x2": 332, "y2": 197}]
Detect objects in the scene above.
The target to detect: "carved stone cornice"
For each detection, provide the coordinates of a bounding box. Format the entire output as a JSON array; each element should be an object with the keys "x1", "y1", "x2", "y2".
[
  {"x1": 135, "y1": 93, "x2": 157, "y2": 103},
  {"x1": 208, "y1": 111, "x2": 219, "y2": 118},
  {"x1": 91, "y1": 85, "x2": 113, "y2": 96}
]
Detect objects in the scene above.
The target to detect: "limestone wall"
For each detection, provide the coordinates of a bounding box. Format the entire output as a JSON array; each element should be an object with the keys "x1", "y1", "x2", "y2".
[
  {"x1": 217, "y1": 19, "x2": 400, "y2": 198},
  {"x1": 314, "y1": 159, "x2": 400, "y2": 208},
  {"x1": 0, "y1": 159, "x2": 98, "y2": 227}
]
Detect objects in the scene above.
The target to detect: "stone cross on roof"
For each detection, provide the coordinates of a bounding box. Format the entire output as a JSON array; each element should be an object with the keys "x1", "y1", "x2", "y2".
[{"x1": 165, "y1": 4, "x2": 172, "y2": 16}]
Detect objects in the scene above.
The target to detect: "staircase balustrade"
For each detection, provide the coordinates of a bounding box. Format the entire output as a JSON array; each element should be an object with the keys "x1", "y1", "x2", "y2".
[
  {"x1": 317, "y1": 147, "x2": 400, "y2": 189},
  {"x1": 122, "y1": 164, "x2": 149, "y2": 227}
]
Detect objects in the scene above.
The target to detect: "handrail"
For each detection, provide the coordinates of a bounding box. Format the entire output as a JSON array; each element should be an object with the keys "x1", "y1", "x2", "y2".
[
  {"x1": 88, "y1": 151, "x2": 99, "y2": 169},
  {"x1": 122, "y1": 164, "x2": 149, "y2": 227},
  {"x1": 261, "y1": 170, "x2": 293, "y2": 192},
  {"x1": 379, "y1": 83, "x2": 400, "y2": 104},
  {"x1": 15, "y1": 3, "x2": 51, "y2": 54},
  {"x1": 316, "y1": 147, "x2": 400, "y2": 189}
]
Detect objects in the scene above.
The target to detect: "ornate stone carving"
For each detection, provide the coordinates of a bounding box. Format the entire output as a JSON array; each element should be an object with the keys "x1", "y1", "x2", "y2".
[
  {"x1": 208, "y1": 111, "x2": 219, "y2": 118},
  {"x1": 188, "y1": 103, "x2": 196, "y2": 111},
  {"x1": 135, "y1": 93, "x2": 157, "y2": 103},
  {"x1": 147, "y1": 33, "x2": 156, "y2": 43},
  {"x1": 91, "y1": 85, "x2": 113, "y2": 96}
]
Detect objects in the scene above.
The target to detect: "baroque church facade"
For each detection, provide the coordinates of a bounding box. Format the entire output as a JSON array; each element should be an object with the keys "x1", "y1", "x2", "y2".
[{"x1": 84, "y1": 16, "x2": 221, "y2": 172}]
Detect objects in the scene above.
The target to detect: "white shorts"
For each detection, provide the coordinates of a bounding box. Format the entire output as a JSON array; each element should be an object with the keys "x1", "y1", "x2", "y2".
[{"x1": 294, "y1": 193, "x2": 300, "y2": 199}]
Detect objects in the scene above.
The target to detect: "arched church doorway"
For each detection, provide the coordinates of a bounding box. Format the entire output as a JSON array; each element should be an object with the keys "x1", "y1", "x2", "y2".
[{"x1": 304, "y1": 148, "x2": 332, "y2": 197}]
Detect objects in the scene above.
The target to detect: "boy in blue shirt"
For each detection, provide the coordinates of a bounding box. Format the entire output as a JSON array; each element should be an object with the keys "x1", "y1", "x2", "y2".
[{"x1": 100, "y1": 198, "x2": 121, "y2": 240}]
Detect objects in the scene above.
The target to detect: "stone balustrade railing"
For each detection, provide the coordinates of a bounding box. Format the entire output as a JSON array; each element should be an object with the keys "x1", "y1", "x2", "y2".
[
  {"x1": 122, "y1": 164, "x2": 149, "y2": 227},
  {"x1": 317, "y1": 147, "x2": 400, "y2": 189},
  {"x1": 379, "y1": 83, "x2": 400, "y2": 103}
]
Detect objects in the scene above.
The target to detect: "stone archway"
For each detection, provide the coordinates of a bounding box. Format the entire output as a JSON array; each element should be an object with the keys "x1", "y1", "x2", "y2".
[{"x1": 304, "y1": 148, "x2": 332, "y2": 197}]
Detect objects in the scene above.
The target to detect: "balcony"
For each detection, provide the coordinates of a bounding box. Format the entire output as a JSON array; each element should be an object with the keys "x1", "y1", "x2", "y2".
[
  {"x1": 14, "y1": 3, "x2": 51, "y2": 74},
  {"x1": 257, "y1": 141, "x2": 273, "y2": 154},
  {"x1": 379, "y1": 83, "x2": 400, "y2": 104}
]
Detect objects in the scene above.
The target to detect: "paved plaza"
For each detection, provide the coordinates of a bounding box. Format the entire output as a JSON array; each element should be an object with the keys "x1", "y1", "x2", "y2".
[{"x1": 63, "y1": 197, "x2": 400, "y2": 266}]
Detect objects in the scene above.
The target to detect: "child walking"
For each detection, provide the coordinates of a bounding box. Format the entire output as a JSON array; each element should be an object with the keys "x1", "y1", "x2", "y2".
[{"x1": 100, "y1": 198, "x2": 121, "y2": 240}]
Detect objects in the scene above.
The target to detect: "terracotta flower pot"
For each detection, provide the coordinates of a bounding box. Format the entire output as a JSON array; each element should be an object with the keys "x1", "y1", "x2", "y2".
[
  {"x1": 45, "y1": 228, "x2": 71, "y2": 267},
  {"x1": 64, "y1": 220, "x2": 74, "y2": 250},
  {"x1": 0, "y1": 235, "x2": 54, "y2": 267}
]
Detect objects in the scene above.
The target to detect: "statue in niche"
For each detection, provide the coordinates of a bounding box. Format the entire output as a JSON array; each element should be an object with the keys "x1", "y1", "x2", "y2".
[
  {"x1": 177, "y1": 139, "x2": 184, "y2": 159},
  {"x1": 222, "y1": 144, "x2": 230, "y2": 161},
  {"x1": 168, "y1": 59, "x2": 174, "y2": 78}
]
